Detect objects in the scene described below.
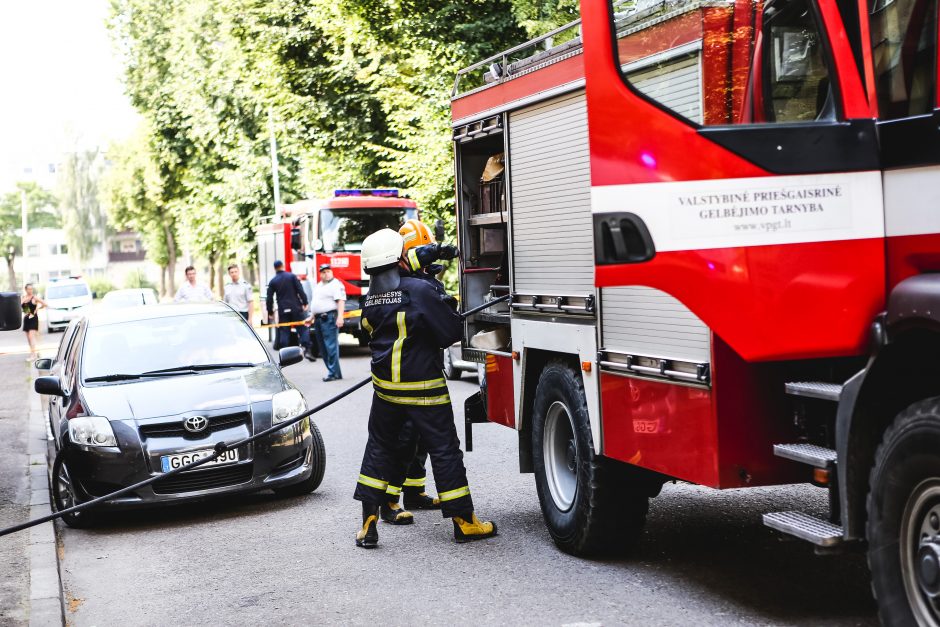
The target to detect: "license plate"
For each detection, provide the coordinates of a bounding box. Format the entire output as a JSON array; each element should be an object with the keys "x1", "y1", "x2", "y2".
[{"x1": 160, "y1": 448, "x2": 239, "y2": 472}]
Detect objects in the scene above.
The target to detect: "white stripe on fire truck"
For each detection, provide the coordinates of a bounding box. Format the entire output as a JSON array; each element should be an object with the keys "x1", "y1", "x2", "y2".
[
  {"x1": 883, "y1": 165, "x2": 940, "y2": 237},
  {"x1": 591, "y1": 171, "x2": 885, "y2": 253}
]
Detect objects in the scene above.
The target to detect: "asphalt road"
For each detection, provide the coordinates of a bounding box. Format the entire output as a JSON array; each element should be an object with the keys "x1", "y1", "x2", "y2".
[{"x1": 48, "y1": 338, "x2": 878, "y2": 626}]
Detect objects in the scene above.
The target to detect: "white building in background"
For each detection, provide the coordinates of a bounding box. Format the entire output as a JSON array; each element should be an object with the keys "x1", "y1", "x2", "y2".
[{"x1": 12, "y1": 228, "x2": 160, "y2": 291}]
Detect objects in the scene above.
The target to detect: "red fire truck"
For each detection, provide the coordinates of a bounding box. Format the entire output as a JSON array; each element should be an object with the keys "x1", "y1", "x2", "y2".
[
  {"x1": 257, "y1": 189, "x2": 418, "y2": 343},
  {"x1": 453, "y1": 0, "x2": 940, "y2": 622}
]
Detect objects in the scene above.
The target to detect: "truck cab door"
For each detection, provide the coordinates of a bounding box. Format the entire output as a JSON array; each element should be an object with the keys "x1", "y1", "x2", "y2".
[{"x1": 582, "y1": 0, "x2": 884, "y2": 362}]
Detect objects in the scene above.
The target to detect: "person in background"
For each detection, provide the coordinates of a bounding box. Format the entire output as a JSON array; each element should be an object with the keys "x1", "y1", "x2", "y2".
[
  {"x1": 307, "y1": 264, "x2": 345, "y2": 382},
  {"x1": 173, "y1": 266, "x2": 213, "y2": 303},
  {"x1": 265, "y1": 260, "x2": 315, "y2": 360},
  {"x1": 21, "y1": 283, "x2": 47, "y2": 362},
  {"x1": 223, "y1": 264, "x2": 254, "y2": 326}
]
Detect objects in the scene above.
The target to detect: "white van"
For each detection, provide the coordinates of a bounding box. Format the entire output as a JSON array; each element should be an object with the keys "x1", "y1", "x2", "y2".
[{"x1": 44, "y1": 277, "x2": 93, "y2": 332}]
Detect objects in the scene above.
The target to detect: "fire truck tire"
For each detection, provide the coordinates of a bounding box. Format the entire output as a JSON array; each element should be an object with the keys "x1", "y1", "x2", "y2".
[
  {"x1": 273, "y1": 420, "x2": 326, "y2": 497},
  {"x1": 868, "y1": 397, "x2": 940, "y2": 627},
  {"x1": 532, "y1": 360, "x2": 648, "y2": 557}
]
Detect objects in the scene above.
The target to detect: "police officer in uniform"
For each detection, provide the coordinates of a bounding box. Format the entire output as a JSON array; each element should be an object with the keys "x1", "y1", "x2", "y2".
[
  {"x1": 265, "y1": 260, "x2": 314, "y2": 358},
  {"x1": 354, "y1": 228, "x2": 496, "y2": 548}
]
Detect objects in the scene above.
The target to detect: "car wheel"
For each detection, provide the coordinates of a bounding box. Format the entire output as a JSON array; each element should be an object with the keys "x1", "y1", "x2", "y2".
[
  {"x1": 51, "y1": 450, "x2": 97, "y2": 529},
  {"x1": 274, "y1": 420, "x2": 327, "y2": 497},
  {"x1": 868, "y1": 397, "x2": 940, "y2": 626},
  {"x1": 532, "y1": 360, "x2": 651, "y2": 556},
  {"x1": 443, "y1": 347, "x2": 462, "y2": 381}
]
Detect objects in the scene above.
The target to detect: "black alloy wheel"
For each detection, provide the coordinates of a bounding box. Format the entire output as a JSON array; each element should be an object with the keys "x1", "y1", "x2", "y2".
[
  {"x1": 51, "y1": 449, "x2": 96, "y2": 529},
  {"x1": 869, "y1": 397, "x2": 940, "y2": 626},
  {"x1": 531, "y1": 360, "x2": 651, "y2": 557},
  {"x1": 273, "y1": 420, "x2": 327, "y2": 497}
]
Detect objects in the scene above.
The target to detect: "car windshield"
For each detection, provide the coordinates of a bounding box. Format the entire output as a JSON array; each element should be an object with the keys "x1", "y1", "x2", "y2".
[
  {"x1": 82, "y1": 311, "x2": 268, "y2": 380},
  {"x1": 47, "y1": 284, "x2": 89, "y2": 299},
  {"x1": 319, "y1": 207, "x2": 416, "y2": 252}
]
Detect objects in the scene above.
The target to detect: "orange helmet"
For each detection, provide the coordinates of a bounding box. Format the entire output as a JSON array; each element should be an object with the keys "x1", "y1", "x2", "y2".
[{"x1": 399, "y1": 219, "x2": 435, "y2": 252}]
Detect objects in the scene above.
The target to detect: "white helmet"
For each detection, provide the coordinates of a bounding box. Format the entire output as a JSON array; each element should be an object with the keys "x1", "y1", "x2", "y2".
[{"x1": 361, "y1": 228, "x2": 404, "y2": 274}]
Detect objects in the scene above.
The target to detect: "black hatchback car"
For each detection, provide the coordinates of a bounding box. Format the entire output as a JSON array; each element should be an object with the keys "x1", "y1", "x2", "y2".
[{"x1": 34, "y1": 302, "x2": 324, "y2": 527}]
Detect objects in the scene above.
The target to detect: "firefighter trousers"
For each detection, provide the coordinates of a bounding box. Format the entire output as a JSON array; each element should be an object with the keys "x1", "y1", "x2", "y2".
[
  {"x1": 355, "y1": 394, "x2": 473, "y2": 518},
  {"x1": 384, "y1": 420, "x2": 429, "y2": 500}
]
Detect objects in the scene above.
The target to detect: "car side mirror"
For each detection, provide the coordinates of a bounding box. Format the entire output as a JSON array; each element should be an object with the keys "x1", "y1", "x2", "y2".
[
  {"x1": 34, "y1": 358, "x2": 53, "y2": 370},
  {"x1": 0, "y1": 292, "x2": 21, "y2": 331},
  {"x1": 35, "y1": 376, "x2": 66, "y2": 397},
  {"x1": 278, "y1": 346, "x2": 304, "y2": 368}
]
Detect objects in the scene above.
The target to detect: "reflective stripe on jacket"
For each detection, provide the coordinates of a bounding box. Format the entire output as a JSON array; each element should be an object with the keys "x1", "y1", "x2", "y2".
[{"x1": 362, "y1": 273, "x2": 461, "y2": 404}]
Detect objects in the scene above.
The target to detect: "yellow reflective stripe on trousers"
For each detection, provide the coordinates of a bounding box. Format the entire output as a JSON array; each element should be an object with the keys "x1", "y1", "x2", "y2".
[
  {"x1": 361, "y1": 317, "x2": 373, "y2": 336},
  {"x1": 403, "y1": 477, "x2": 426, "y2": 487},
  {"x1": 438, "y1": 486, "x2": 470, "y2": 502},
  {"x1": 372, "y1": 374, "x2": 446, "y2": 391},
  {"x1": 391, "y1": 312, "x2": 407, "y2": 382},
  {"x1": 386, "y1": 484, "x2": 402, "y2": 496},
  {"x1": 375, "y1": 391, "x2": 451, "y2": 406},
  {"x1": 358, "y1": 474, "x2": 388, "y2": 491}
]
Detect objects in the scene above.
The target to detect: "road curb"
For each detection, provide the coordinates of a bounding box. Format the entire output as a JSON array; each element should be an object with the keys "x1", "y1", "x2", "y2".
[{"x1": 27, "y1": 380, "x2": 65, "y2": 627}]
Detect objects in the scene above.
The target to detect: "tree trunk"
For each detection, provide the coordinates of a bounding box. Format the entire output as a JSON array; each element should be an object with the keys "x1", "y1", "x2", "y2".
[
  {"x1": 159, "y1": 266, "x2": 166, "y2": 298},
  {"x1": 164, "y1": 223, "x2": 177, "y2": 296},
  {"x1": 217, "y1": 262, "x2": 225, "y2": 299},
  {"x1": 5, "y1": 255, "x2": 15, "y2": 292},
  {"x1": 208, "y1": 251, "x2": 217, "y2": 294}
]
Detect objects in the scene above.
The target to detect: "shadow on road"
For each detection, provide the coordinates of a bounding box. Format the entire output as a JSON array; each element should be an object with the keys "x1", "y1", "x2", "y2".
[
  {"x1": 76, "y1": 489, "x2": 324, "y2": 534},
  {"x1": 594, "y1": 484, "x2": 877, "y2": 625}
]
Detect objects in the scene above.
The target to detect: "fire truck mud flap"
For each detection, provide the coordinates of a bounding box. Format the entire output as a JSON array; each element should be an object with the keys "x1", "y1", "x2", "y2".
[{"x1": 464, "y1": 391, "x2": 487, "y2": 452}]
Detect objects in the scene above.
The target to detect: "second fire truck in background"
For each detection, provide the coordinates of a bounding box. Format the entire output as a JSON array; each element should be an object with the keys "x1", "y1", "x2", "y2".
[{"x1": 257, "y1": 189, "x2": 418, "y2": 344}]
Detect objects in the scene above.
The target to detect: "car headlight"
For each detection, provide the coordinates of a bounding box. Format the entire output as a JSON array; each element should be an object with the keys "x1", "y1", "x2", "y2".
[
  {"x1": 272, "y1": 389, "x2": 306, "y2": 424},
  {"x1": 68, "y1": 416, "x2": 117, "y2": 447}
]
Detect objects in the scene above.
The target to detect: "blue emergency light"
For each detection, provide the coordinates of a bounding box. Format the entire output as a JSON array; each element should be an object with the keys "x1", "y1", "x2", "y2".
[{"x1": 333, "y1": 189, "x2": 399, "y2": 198}]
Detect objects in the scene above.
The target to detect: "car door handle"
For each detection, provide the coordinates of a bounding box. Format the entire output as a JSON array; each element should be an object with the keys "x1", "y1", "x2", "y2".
[{"x1": 593, "y1": 212, "x2": 656, "y2": 265}]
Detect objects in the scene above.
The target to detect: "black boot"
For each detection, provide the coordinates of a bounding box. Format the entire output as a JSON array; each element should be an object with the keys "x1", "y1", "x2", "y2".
[
  {"x1": 403, "y1": 487, "x2": 441, "y2": 510},
  {"x1": 380, "y1": 502, "x2": 414, "y2": 525},
  {"x1": 356, "y1": 503, "x2": 379, "y2": 548}
]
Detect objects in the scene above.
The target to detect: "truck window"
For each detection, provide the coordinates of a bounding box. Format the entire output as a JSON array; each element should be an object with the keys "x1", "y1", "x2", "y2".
[
  {"x1": 869, "y1": 0, "x2": 937, "y2": 119},
  {"x1": 319, "y1": 207, "x2": 417, "y2": 253},
  {"x1": 608, "y1": 0, "x2": 837, "y2": 125}
]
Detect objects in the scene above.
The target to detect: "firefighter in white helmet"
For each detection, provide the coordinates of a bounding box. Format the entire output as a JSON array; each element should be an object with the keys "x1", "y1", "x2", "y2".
[
  {"x1": 378, "y1": 219, "x2": 460, "y2": 512},
  {"x1": 353, "y1": 228, "x2": 497, "y2": 548}
]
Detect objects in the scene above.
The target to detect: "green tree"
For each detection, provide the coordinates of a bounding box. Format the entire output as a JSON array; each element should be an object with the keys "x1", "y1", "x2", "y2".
[
  {"x1": 100, "y1": 124, "x2": 181, "y2": 296},
  {"x1": 0, "y1": 183, "x2": 59, "y2": 291},
  {"x1": 59, "y1": 149, "x2": 107, "y2": 263}
]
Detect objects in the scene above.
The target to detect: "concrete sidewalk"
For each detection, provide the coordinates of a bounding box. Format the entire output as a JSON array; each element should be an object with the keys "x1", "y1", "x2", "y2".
[{"x1": 0, "y1": 349, "x2": 64, "y2": 626}]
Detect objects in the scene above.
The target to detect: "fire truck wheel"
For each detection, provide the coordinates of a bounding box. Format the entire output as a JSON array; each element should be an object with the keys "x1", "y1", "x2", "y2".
[
  {"x1": 273, "y1": 420, "x2": 326, "y2": 497},
  {"x1": 868, "y1": 397, "x2": 940, "y2": 627},
  {"x1": 532, "y1": 360, "x2": 648, "y2": 557}
]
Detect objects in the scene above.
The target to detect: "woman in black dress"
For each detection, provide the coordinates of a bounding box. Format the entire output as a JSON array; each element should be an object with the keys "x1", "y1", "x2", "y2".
[{"x1": 21, "y1": 284, "x2": 47, "y2": 362}]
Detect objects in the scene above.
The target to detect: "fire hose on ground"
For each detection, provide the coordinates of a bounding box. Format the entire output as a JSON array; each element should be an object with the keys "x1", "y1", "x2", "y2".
[{"x1": 0, "y1": 293, "x2": 512, "y2": 539}]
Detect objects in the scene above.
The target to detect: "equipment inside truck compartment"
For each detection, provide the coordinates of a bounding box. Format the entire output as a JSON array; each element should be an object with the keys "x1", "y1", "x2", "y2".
[{"x1": 454, "y1": 129, "x2": 510, "y2": 352}]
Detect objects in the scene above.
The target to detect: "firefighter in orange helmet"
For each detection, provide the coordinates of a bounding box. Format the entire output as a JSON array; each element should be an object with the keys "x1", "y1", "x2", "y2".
[{"x1": 374, "y1": 219, "x2": 455, "y2": 517}]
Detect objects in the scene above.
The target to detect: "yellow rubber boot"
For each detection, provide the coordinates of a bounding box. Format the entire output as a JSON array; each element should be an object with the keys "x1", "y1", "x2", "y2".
[
  {"x1": 380, "y1": 502, "x2": 415, "y2": 525},
  {"x1": 356, "y1": 503, "x2": 380, "y2": 548},
  {"x1": 452, "y1": 513, "x2": 498, "y2": 543}
]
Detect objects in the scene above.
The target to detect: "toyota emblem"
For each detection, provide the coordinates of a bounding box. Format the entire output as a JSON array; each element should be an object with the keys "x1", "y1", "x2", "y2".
[{"x1": 183, "y1": 416, "x2": 209, "y2": 434}]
